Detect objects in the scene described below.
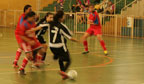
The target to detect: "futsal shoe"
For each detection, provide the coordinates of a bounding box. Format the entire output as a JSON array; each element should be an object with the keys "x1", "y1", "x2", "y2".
[
  {"x1": 13, "y1": 62, "x2": 19, "y2": 68},
  {"x1": 31, "y1": 63, "x2": 40, "y2": 68},
  {"x1": 59, "y1": 71, "x2": 69, "y2": 80},
  {"x1": 18, "y1": 69, "x2": 26, "y2": 75},
  {"x1": 82, "y1": 51, "x2": 89, "y2": 54},
  {"x1": 104, "y1": 50, "x2": 108, "y2": 56}
]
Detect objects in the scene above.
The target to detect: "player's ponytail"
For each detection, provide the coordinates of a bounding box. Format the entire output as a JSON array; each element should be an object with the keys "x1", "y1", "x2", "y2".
[
  {"x1": 54, "y1": 11, "x2": 64, "y2": 22},
  {"x1": 24, "y1": 11, "x2": 36, "y2": 20}
]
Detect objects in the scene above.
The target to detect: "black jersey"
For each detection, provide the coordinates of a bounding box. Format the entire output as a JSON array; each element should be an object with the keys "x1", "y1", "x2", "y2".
[
  {"x1": 49, "y1": 21, "x2": 72, "y2": 51},
  {"x1": 36, "y1": 19, "x2": 49, "y2": 37}
]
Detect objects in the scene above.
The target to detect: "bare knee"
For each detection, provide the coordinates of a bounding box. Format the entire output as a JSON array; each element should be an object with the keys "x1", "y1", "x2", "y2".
[
  {"x1": 97, "y1": 35, "x2": 103, "y2": 41},
  {"x1": 26, "y1": 52, "x2": 33, "y2": 60}
]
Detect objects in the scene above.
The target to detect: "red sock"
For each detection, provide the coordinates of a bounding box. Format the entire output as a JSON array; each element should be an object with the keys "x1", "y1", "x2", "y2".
[
  {"x1": 36, "y1": 54, "x2": 42, "y2": 62},
  {"x1": 100, "y1": 40, "x2": 107, "y2": 51},
  {"x1": 83, "y1": 40, "x2": 88, "y2": 51},
  {"x1": 19, "y1": 57, "x2": 28, "y2": 70},
  {"x1": 14, "y1": 48, "x2": 22, "y2": 64}
]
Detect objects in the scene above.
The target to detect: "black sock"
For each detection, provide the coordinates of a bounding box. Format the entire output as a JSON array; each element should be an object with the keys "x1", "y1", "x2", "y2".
[
  {"x1": 33, "y1": 50, "x2": 38, "y2": 62},
  {"x1": 59, "y1": 60, "x2": 65, "y2": 71},
  {"x1": 64, "y1": 60, "x2": 71, "y2": 72},
  {"x1": 42, "y1": 52, "x2": 46, "y2": 61}
]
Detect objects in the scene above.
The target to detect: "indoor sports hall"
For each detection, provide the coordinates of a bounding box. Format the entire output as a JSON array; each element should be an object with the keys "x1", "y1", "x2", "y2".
[{"x1": 0, "y1": 0, "x2": 144, "y2": 84}]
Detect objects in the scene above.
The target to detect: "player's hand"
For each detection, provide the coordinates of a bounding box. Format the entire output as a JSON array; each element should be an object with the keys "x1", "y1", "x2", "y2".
[
  {"x1": 28, "y1": 40, "x2": 36, "y2": 46},
  {"x1": 26, "y1": 30, "x2": 33, "y2": 34}
]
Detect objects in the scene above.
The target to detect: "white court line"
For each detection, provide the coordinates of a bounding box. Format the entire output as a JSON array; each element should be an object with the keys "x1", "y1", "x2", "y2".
[{"x1": 1, "y1": 61, "x2": 144, "y2": 75}]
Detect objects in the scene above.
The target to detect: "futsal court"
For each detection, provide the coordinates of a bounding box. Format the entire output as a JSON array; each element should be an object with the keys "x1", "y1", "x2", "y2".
[
  {"x1": 0, "y1": 27, "x2": 144, "y2": 84},
  {"x1": 0, "y1": 0, "x2": 144, "y2": 83}
]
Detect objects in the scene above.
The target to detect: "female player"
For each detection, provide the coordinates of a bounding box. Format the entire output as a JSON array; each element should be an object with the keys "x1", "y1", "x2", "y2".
[
  {"x1": 27, "y1": 11, "x2": 79, "y2": 79},
  {"x1": 49, "y1": 11, "x2": 78, "y2": 79},
  {"x1": 36, "y1": 12, "x2": 53, "y2": 62},
  {"x1": 81, "y1": 4, "x2": 108, "y2": 55},
  {"x1": 15, "y1": 11, "x2": 45, "y2": 75},
  {"x1": 13, "y1": 5, "x2": 32, "y2": 68}
]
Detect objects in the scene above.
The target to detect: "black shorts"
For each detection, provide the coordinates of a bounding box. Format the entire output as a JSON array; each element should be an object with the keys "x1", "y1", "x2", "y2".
[
  {"x1": 37, "y1": 35, "x2": 46, "y2": 44},
  {"x1": 50, "y1": 47, "x2": 70, "y2": 61}
]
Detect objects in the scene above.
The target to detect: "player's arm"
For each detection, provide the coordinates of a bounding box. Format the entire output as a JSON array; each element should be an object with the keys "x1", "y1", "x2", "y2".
[
  {"x1": 26, "y1": 24, "x2": 49, "y2": 33},
  {"x1": 61, "y1": 24, "x2": 79, "y2": 42},
  {"x1": 70, "y1": 38, "x2": 79, "y2": 42},
  {"x1": 19, "y1": 25, "x2": 35, "y2": 45}
]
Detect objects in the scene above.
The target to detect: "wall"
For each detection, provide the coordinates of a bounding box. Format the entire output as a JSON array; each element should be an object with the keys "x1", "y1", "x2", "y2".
[{"x1": 0, "y1": 0, "x2": 56, "y2": 10}]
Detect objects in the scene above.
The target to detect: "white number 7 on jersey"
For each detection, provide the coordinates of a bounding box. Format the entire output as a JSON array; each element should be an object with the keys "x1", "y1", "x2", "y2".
[{"x1": 51, "y1": 27, "x2": 59, "y2": 43}]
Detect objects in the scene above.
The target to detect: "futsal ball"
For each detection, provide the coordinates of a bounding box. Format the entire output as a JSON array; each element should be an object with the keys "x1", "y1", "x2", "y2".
[{"x1": 67, "y1": 70, "x2": 78, "y2": 80}]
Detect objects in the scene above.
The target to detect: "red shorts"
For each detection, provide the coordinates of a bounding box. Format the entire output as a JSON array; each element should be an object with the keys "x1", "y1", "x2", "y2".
[
  {"x1": 15, "y1": 34, "x2": 22, "y2": 44},
  {"x1": 15, "y1": 34, "x2": 42, "y2": 53},
  {"x1": 86, "y1": 27, "x2": 102, "y2": 36},
  {"x1": 20, "y1": 40, "x2": 42, "y2": 53}
]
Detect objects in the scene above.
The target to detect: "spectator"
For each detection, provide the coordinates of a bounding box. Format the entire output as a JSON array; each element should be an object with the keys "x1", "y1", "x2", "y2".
[
  {"x1": 54, "y1": 0, "x2": 64, "y2": 12},
  {"x1": 84, "y1": 5, "x2": 89, "y2": 13},
  {"x1": 94, "y1": 0, "x2": 100, "y2": 4},
  {"x1": 103, "y1": 1, "x2": 115, "y2": 14},
  {"x1": 72, "y1": 2, "x2": 81, "y2": 12},
  {"x1": 59, "y1": 0, "x2": 65, "y2": 5},
  {"x1": 101, "y1": 0, "x2": 109, "y2": 10},
  {"x1": 77, "y1": 0, "x2": 82, "y2": 5},
  {"x1": 84, "y1": 0, "x2": 90, "y2": 6}
]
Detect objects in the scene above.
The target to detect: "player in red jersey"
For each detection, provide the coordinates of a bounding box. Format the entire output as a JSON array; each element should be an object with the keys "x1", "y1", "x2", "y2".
[
  {"x1": 15, "y1": 11, "x2": 45, "y2": 75},
  {"x1": 81, "y1": 4, "x2": 108, "y2": 55},
  {"x1": 13, "y1": 5, "x2": 32, "y2": 68}
]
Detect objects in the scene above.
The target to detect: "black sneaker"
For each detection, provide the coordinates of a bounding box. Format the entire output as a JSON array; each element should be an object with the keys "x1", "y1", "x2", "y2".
[
  {"x1": 82, "y1": 51, "x2": 89, "y2": 54},
  {"x1": 18, "y1": 69, "x2": 26, "y2": 75}
]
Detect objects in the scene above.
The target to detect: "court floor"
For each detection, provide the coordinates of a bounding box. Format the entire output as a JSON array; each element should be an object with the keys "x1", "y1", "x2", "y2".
[{"x1": 0, "y1": 28, "x2": 144, "y2": 84}]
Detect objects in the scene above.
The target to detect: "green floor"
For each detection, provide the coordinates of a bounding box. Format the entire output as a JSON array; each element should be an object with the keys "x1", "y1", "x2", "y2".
[{"x1": 0, "y1": 27, "x2": 144, "y2": 84}]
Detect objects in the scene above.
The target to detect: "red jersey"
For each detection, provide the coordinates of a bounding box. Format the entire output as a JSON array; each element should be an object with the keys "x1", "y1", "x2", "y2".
[
  {"x1": 16, "y1": 13, "x2": 25, "y2": 30},
  {"x1": 16, "y1": 20, "x2": 37, "y2": 42},
  {"x1": 89, "y1": 11, "x2": 101, "y2": 29}
]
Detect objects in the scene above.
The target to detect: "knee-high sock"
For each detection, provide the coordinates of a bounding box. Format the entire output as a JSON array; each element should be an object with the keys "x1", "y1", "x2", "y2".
[
  {"x1": 83, "y1": 40, "x2": 88, "y2": 51},
  {"x1": 42, "y1": 52, "x2": 46, "y2": 61},
  {"x1": 19, "y1": 57, "x2": 28, "y2": 70},
  {"x1": 59, "y1": 60, "x2": 65, "y2": 71},
  {"x1": 36, "y1": 54, "x2": 42, "y2": 62},
  {"x1": 64, "y1": 60, "x2": 71, "y2": 72},
  {"x1": 14, "y1": 48, "x2": 22, "y2": 64},
  {"x1": 100, "y1": 40, "x2": 107, "y2": 51}
]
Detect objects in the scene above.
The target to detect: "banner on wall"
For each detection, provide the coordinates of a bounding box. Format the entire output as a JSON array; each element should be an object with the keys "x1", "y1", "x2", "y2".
[{"x1": 127, "y1": 17, "x2": 134, "y2": 28}]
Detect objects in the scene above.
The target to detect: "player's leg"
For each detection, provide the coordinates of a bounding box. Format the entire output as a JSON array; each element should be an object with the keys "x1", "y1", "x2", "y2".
[
  {"x1": 97, "y1": 34, "x2": 108, "y2": 55},
  {"x1": 37, "y1": 36, "x2": 47, "y2": 62},
  {"x1": 81, "y1": 32, "x2": 90, "y2": 54},
  {"x1": 18, "y1": 43, "x2": 33, "y2": 75},
  {"x1": 19, "y1": 52, "x2": 33, "y2": 75},
  {"x1": 41, "y1": 43, "x2": 48, "y2": 61},
  {"x1": 32, "y1": 40, "x2": 45, "y2": 65},
  {"x1": 13, "y1": 48, "x2": 22, "y2": 68},
  {"x1": 13, "y1": 35, "x2": 23, "y2": 68},
  {"x1": 59, "y1": 50, "x2": 71, "y2": 80}
]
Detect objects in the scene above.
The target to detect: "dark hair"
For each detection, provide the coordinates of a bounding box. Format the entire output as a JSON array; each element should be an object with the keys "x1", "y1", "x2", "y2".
[
  {"x1": 89, "y1": 4, "x2": 94, "y2": 7},
  {"x1": 24, "y1": 11, "x2": 36, "y2": 20},
  {"x1": 43, "y1": 12, "x2": 53, "y2": 21},
  {"x1": 24, "y1": 5, "x2": 32, "y2": 12},
  {"x1": 54, "y1": 11, "x2": 64, "y2": 22}
]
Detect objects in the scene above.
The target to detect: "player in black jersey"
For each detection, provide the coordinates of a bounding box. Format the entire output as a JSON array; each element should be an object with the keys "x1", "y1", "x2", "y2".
[
  {"x1": 49, "y1": 11, "x2": 78, "y2": 79},
  {"x1": 27, "y1": 11, "x2": 78, "y2": 79},
  {"x1": 36, "y1": 13, "x2": 53, "y2": 62}
]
